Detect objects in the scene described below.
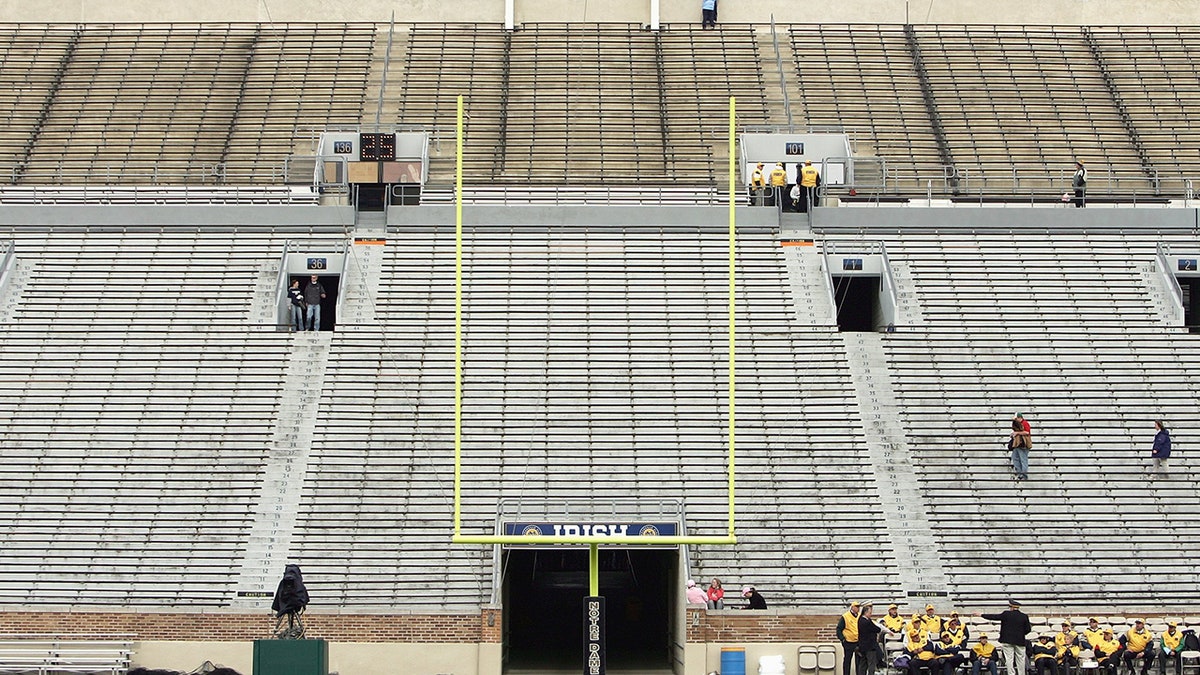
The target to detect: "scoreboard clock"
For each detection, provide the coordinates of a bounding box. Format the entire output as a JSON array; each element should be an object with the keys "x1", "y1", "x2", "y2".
[{"x1": 359, "y1": 133, "x2": 395, "y2": 161}]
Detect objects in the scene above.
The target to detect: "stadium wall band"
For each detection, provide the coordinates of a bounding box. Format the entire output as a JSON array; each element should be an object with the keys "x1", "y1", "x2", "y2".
[
  {"x1": 0, "y1": 608, "x2": 840, "y2": 675},
  {"x1": 14, "y1": 0, "x2": 1200, "y2": 26}
]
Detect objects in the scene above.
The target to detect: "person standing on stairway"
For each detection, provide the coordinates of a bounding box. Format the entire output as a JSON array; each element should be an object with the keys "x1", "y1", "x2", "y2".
[
  {"x1": 1009, "y1": 414, "x2": 1032, "y2": 480},
  {"x1": 701, "y1": 0, "x2": 717, "y2": 28}
]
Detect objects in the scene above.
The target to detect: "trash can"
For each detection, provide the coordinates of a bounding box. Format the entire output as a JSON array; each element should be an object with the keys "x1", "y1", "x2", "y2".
[{"x1": 721, "y1": 646, "x2": 746, "y2": 675}]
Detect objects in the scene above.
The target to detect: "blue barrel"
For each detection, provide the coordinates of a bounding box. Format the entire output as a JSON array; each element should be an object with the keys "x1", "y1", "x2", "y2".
[{"x1": 721, "y1": 647, "x2": 746, "y2": 675}]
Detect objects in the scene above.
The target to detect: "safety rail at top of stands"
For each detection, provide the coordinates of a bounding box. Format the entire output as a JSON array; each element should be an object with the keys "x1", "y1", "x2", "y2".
[
  {"x1": 495, "y1": 497, "x2": 685, "y2": 523},
  {"x1": 0, "y1": 185, "x2": 321, "y2": 205},
  {"x1": 420, "y1": 184, "x2": 747, "y2": 206},
  {"x1": 824, "y1": 163, "x2": 1191, "y2": 207}
]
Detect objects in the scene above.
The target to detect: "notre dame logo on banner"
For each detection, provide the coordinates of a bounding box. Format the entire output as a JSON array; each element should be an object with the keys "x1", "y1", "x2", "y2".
[{"x1": 583, "y1": 596, "x2": 605, "y2": 675}]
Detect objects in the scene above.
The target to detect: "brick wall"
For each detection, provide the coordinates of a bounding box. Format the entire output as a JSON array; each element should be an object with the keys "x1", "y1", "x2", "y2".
[
  {"x1": 687, "y1": 609, "x2": 840, "y2": 643},
  {"x1": 0, "y1": 610, "x2": 501, "y2": 643}
]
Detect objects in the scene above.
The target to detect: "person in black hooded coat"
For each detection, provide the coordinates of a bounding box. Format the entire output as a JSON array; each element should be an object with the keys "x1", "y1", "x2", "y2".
[{"x1": 271, "y1": 564, "x2": 310, "y2": 617}]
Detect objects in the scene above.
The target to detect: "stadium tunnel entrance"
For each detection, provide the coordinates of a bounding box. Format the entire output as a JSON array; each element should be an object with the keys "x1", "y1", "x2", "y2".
[
  {"x1": 288, "y1": 274, "x2": 339, "y2": 331},
  {"x1": 832, "y1": 275, "x2": 884, "y2": 331},
  {"x1": 501, "y1": 548, "x2": 676, "y2": 672}
]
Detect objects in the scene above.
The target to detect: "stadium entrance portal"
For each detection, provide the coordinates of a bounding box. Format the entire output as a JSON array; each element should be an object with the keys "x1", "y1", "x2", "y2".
[
  {"x1": 1181, "y1": 278, "x2": 1200, "y2": 333},
  {"x1": 832, "y1": 275, "x2": 884, "y2": 331},
  {"x1": 288, "y1": 274, "x2": 339, "y2": 331},
  {"x1": 502, "y1": 548, "x2": 675, "y2": 672}
]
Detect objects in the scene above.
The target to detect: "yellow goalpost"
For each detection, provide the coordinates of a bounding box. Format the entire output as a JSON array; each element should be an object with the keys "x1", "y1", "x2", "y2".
[{"x1": 450, "y1": 96, "x2": 739, "y2": 565}]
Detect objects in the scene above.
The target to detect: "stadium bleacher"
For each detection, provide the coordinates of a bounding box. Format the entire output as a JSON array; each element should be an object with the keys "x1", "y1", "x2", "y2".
[
  {"x1": 2, "y1": 13, "x2": 1200, "y2": 675},
  {"x1": 5, "y1": 21, "x2": 1200, "y2": 197}
]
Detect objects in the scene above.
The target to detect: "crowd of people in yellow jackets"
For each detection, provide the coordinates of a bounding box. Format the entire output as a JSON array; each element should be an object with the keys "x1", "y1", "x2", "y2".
[
  {"x1": 748, "y1": 161, "x2": 822, "y2": 212},
  {"x1": 836, "y1": 601, "x2": 1194, "y2": 675}
]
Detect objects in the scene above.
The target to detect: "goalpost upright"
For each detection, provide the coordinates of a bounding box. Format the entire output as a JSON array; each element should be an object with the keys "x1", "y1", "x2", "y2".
[{"x1": 450, "y1": 96, "x2": 740, "y2": 575}]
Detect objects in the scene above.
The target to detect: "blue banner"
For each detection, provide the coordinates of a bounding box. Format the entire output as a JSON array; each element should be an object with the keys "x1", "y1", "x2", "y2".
[{"x1": 503, "y1": 522, "x2": 678, "y2": 537}]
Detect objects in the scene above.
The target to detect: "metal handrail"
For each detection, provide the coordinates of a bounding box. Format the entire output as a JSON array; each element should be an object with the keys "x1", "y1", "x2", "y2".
[
  {"x1": 421, "y1": 184, "x2": 743, "y2": 206},
  {"x1": 769, "y1": 15, "x2": 792, "y2": 130},
  {"x1": 0, "y1": 184, "x2": 318, "y2": 205},
  {"x1": 879, "y1": 241, "x2": 902, "y2": 325},
  {"x1": 0, "y1": 241, "x2": 15, "y2": 300},
  {"x1": 1156, "y1": 242, "x2": 1185, "y2": 325}
]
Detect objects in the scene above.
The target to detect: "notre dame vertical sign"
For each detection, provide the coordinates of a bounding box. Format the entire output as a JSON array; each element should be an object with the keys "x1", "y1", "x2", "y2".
[{"x1": 584, "y1": 596, "x2": 605, "y2": 675}]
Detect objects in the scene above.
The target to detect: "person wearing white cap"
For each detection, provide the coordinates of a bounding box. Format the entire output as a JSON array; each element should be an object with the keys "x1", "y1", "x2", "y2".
[
  {"x1": 741, "y1": 585, "x2": 767, "y2": 609},
  {"x1": 685, "y1": 579, "x2": 707, "y2": 605},
  {"x1": 856, "y1": 604, "x2": 883, "y2": 675}
]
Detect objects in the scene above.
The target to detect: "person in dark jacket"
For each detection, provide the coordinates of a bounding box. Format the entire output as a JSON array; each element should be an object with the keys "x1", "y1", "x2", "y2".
[
  {"x1": 288, "y1": 280, "x2": 305, "y2": 331},
  {"x1": 1151, "y1": 420, "x2": 1171, "y2": 476},
  {"x1": 741, "y1": 586, "x2": 767, "y2": 609},
  {"x1": 303, "y1": 274, "x2": 327, "y2": 331},
  {"x1": 979, "y1": 599, "x2": 1032, "y2": 675},
  {"x1": 271, "y1": 564, "x2": 310, "y2": 639},
  {"x1": 1071, "y1": 160, "x2": 1087, "y2": 208},
  {"x1": 857, "y1": 603, "x2": 883, "y2": 675}
]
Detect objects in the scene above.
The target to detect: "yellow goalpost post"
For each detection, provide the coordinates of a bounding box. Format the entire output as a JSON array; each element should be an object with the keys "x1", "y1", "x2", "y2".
[{"x1": 450, "y1": 96, "x2": 740, "y2": 578}]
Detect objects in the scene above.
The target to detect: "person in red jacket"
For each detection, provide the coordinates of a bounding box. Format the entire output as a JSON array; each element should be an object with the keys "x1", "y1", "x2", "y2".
[{"x1": 706, "y1": 578, "x2": 725, "y2": 609}]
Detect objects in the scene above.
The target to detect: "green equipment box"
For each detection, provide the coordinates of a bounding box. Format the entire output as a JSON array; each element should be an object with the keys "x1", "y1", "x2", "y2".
[{"x1": 253, "y1": 639, "x2": 328, "y2": 675}]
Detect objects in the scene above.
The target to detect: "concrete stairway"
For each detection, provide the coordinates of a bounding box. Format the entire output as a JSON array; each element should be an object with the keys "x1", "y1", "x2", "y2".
[
  {"x1": 232, "y1": 331, "x2": 331, "y2": 604},
  {"x1": 843, "y1": 331, "x2": 951, "y2": 598}
]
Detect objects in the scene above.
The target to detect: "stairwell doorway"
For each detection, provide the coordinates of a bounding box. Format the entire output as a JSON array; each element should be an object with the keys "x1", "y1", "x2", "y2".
[
  {"x1": 289, "y1": 274, "x2": 340, "y2": 332},
  {"x1": 501, "y1": 547, "x2": 676, "y2": 674},
  {"x1": 832, "y1": 274, "x2": 884, "y2": 332}
]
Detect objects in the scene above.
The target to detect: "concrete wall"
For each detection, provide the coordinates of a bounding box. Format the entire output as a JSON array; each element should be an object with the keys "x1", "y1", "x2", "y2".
[
  {"x1": 134, "y1": 640, "x2": 496, "y2": 675},
  {"x1": 8, "y1": 0, "x2": 1200, "y2": 25},
  {"x1": 809, "y1": 205, "x2": 1200, "y2": 232}
]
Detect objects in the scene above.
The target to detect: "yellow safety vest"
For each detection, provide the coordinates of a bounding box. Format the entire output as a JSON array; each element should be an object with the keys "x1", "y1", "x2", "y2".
[
  {"x1": 769, "y1": 168, "x2": 787, "y2": 187},
  {"x1": 1126, "y1": 628, "x2": 1152, "y2": 652},
  {"x1": 922, "y1": 615, "x2": 943, "y2": 635},
  {"x1": 1162, "y1": 631, "x2": 1182, "y2": 651},
  {"x1": 972, "y1": 643, "x2": 996, "y2": 660},
  {"x1": 842, "y1": 611, "x2": 860, "y2": 642},
  {"x1": 1055, "y1": 631, "x2": 1080, "y2": 658},
  {"x1": 882, "y1": 614, "x2": 906, "y2": 632},
  {"x1": 751, "y1": 170, "x2": 766, "y2": 187},
  {"x1": 801, "y1": 165, "x2": 820, "y2": 187}
]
